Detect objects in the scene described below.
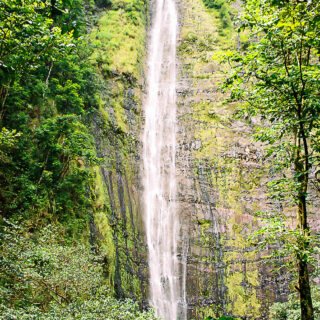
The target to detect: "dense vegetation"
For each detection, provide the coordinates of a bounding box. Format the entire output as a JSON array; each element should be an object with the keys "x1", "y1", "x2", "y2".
[
  {"x1": 219, "y1": 0, "x2": 320, "y2": 319},
  {"x1": 202, "y1": 0, "x2": 231, "y2": 29},
  {"x1": 0, "y1": 0, "x2": 152, "y2": 318},
  {"x1": 0, "y1": 222, "x2": 156, "y2": 319},
  {"x1": 0, "y1": 0, "x2": 101, "y2": 230}
]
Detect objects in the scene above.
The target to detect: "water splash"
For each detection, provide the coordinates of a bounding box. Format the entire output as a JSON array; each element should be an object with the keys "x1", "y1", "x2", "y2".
[{"x1": 142, "y1": 0, "x2": 186, "y2": 319}]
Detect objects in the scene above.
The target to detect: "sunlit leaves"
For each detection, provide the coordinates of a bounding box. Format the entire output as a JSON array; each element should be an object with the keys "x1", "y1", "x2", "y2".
[
  {"x1": 0, "y1": 0, "x2": 103, "y2": 225},
  {"x1": 0, "y1": 223, "x2": 158, "y2": 319},
  {"x1": 0, "y1": 0, "x2": 74, "y2": 74}
]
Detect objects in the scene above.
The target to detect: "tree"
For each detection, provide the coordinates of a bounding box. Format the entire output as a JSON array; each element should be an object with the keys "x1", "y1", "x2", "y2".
[
  {"x1": 0, "y1": 0, "x2": 101, "y2": 227},
  {"x1": 0, "y1": 0, "x2": 74, "y2": 120},
  {"x1": 0, "y1": 222, "x2": 158, "y2": 319},
  {"x1": 219, "y1": 0, "x2": 320, "y2": 319}
]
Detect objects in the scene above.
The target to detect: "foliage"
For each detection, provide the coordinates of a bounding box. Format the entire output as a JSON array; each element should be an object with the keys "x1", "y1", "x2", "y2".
[
  {"x1": 251, "y1": 211, "x2": 320, "y2": 268},
  {"x1": 203, "y1": 0, "x2": 224, "y2": 9},
  {"x1": 217, "y1": 0, "x2": 320, "y2": 319},
  {"x1": 0, "y1": 127, "x2": 20, "y2": 173},
  {"x1": 0, "y1": 114, "x2": 100, "y2": 233},
  {"x1": 0, "y1": 0, "x2": 144, "y2": 231},
  {"x1": 1, "y1": 0, "x2": 149, "y2": 313},
  {"x1": 0, "y1": 296, "x2": 157, "y2": 320},
  {"x1": 0, "y1": 223, "x2": 103, "y2": 308},
  {"x1": 0, "y1": 0, "x2": 74, "y2": 76},
  {"x1": 0, "y1": 0, "x2": 103, "y2": 232},
  {"x1": 0, "y1": 222, "x2": 156, "y2": 319},
  {"x1": 201, "y1": 316, "x2": 240, "y2": 320},
  {"x1": 202, "y1": 0, "x2": 231, "y2": 29},
  {"x1": 270, "y1": 286, "x2": 320, "y2": 320}
]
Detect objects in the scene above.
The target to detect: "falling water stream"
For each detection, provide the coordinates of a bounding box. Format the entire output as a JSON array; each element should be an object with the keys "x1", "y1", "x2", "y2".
[{"x1": 142, "y1": 0, "x2": 186, "y2": 319}]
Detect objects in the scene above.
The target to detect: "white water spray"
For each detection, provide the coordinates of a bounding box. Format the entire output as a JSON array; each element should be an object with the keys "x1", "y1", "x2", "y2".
[{"x1": 142, "y1": 0, "x2": 186, "y2": 319}]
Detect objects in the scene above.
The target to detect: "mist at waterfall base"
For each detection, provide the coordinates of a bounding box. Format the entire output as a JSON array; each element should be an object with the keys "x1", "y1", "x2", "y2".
[{"x1": 142, "y1": 0, "x2": 187, "y2": 319}]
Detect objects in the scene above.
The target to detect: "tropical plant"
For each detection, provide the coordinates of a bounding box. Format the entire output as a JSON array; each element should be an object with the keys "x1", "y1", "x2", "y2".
[
  {"x1": 218, "y1": 0, "x2": 320, "y2": 319},
  {"x1": 0, "y1": 222, "x2": 157, "y2": 319},
  {"x1": 270, "y1": 286, "x2": 320, "y2": 320}
]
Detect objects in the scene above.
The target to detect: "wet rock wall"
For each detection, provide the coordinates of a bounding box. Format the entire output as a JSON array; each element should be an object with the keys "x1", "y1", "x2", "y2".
[
  {"x1": 176, "y1": 0, "x2": 291, "y2": 318},
  {"x1": 87, "y1": 0, "x2": 150, "y2": 305}
]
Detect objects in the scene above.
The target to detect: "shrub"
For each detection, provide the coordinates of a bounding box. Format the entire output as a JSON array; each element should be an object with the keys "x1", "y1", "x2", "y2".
[
  {"x1": 0, "y1": 222, "x2": 157, "y2": 319},
  {"x1": 270, "y1": 287, "x2": 320, "y2": 320},
  {"x1": 219, "y1": 4, "x2": 231, "y2": 28},
  {"x1": 203, "y1": 0, "x2": 224, "y2": 9},
  {"x1": 202, "y1": 0, "x2": 231, "y2": 29}
]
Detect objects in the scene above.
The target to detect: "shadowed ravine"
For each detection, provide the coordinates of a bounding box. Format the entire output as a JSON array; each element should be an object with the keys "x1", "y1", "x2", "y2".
[{"x1": 142, "y1": 0, "x2": 186, "y2": 319}]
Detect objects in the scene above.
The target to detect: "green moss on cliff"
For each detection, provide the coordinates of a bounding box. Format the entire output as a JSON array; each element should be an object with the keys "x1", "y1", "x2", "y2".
[
  {"x1": 88, "y1": 0, "x2": 148, "y2": 302},
  {"x1": 91, "y1": 0, "x2": 147, "y2": 79},
  {"x1": 179, "y1": 0, "x2": 270, "y2": 317}
]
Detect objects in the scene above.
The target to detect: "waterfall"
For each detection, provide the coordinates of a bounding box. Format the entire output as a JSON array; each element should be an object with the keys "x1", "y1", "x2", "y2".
[{"x1": 142, "y1": 0, "x2": 186, "y2": 319}]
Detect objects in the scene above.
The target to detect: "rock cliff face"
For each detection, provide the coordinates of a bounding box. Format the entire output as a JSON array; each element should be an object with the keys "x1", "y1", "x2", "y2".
[
  {"x1": 87, "y1": 0, "x2": 150, "y2": 305},
  {"x1": 91, "y1": 82, "x2": 148, "y2": 303},
  {"x1": 90, "y1": 0, "x2": 320, "y2": 318},
  {"x1": 175, "y1": 0, "x2": 320, "y2": 318},
  {"x1": 175, "y1": 0, "x2": 290, "y2": 318}
]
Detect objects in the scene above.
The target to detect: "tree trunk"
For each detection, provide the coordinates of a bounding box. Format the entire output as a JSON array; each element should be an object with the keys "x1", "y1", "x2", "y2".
[
  {"x1": 295, "y1": 135, "x2": 314, "y2": 320},
  {"x1": 298, "y1": 257, "x2": 314, "y2": 320},
  {"x1": 50, "y1": 0, "x2": 56, "y2": 18},
  {"x1": 295, "y1": 153, "x2": 314, "y2": 320},
  {"x1": 297, "y1": 196, "x2": 314, "y2": 320}
]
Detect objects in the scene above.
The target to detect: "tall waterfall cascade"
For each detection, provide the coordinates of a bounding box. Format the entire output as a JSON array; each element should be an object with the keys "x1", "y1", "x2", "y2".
[{"x1": 142, "y1": 0, "x2": 186, "y2": 319}]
